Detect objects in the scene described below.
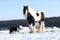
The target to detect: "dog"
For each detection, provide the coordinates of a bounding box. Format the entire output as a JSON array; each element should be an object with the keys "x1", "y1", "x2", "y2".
[{"x1": 9, "y1": 24, "x2": 20, "y2": 34}]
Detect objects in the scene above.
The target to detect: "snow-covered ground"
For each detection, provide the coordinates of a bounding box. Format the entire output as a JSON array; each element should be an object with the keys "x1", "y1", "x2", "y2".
[{"x1": 0, "y1": 26, "x2": 60, "y2": 40}]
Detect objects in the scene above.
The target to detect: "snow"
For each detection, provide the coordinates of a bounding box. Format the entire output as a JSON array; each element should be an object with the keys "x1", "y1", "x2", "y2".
[{"x1": 0, "y1": 27, "x2": 60, "y2": 40}]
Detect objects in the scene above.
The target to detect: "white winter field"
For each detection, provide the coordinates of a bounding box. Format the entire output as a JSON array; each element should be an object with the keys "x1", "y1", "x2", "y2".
[{"x1": 0, "y1": 26, "x2": 60, "y2": 40}]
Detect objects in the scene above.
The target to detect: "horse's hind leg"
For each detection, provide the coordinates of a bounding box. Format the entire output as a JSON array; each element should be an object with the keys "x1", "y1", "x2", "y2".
[{"x1": 38, "y1": 21, "x2": 43, "y2": 32}]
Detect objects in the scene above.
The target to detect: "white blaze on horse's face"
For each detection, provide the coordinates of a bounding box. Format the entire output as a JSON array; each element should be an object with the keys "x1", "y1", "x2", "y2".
[{"x1": 26, "y1": 6, "x2": 41, "y2": 21}]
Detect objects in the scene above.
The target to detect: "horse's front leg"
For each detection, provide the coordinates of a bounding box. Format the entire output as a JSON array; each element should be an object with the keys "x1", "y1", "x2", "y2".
[
  {"x1": 29, "y1": 23, "x2": 36, "y2": 33},
  {"x1": 30, "y1": 25, "x2": 36, "y2": 33}
]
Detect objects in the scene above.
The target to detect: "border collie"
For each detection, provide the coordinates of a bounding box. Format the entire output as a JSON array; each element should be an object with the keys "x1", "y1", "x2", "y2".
[{"x1": 9, "y1": 24, "x2": 20, "y2": 34}]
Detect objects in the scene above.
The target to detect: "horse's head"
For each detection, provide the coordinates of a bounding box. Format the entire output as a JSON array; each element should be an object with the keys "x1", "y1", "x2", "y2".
[{"x1": 23, "y1": 6, "x2": 28, "y2": 15}]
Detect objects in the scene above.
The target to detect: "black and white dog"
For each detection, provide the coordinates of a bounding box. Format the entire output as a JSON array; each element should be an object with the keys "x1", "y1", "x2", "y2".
[
  {"x1": 9, "y1": 24, "x2": 20, "y2": 34},
  {"x1": 23, "y1": 6, "x2": 45, "y2": 33}
]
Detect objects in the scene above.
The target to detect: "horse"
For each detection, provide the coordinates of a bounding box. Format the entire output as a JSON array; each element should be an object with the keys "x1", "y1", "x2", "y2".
[{"x1": 23, "y1": 6, "x2": 45, "y2": 33}]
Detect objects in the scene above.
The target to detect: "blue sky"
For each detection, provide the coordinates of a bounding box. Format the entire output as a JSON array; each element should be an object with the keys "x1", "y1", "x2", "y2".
[{"x1": 0, "y1": 0, "x2": 60, "y2": 20}]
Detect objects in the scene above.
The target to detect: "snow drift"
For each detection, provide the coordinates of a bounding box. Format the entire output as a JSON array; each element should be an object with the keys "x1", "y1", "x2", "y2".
[{"x1": 0, "y1": 26, "x2": 60, "y2": 40}]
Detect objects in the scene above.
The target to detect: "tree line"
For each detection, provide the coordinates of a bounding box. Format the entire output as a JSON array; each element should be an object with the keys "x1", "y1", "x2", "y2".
[{"x1": 0, "y1": 16, "x2": 60, "y2": 30}]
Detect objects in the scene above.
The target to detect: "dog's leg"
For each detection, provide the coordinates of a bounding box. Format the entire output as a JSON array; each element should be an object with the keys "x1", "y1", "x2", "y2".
[{"x1": 17, "y1": 28, "x2": 20, "y2": 32}]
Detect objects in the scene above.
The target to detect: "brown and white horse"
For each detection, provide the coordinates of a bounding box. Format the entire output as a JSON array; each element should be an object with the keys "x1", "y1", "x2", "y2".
[{"x1": 23, "y1": 6, "x2": 45, "y2": 33}]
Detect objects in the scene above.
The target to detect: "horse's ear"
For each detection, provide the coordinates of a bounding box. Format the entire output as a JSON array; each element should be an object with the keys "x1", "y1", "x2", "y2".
[
  {"x1": 23, "y1": 5, "x2": 28, "y2": 7},
  {"x1": 23, "y1": 6, "x2": 25, "y2": 8},
  {"x1": 26, "y1": 6, "x2": 28, "y2": 7}
]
